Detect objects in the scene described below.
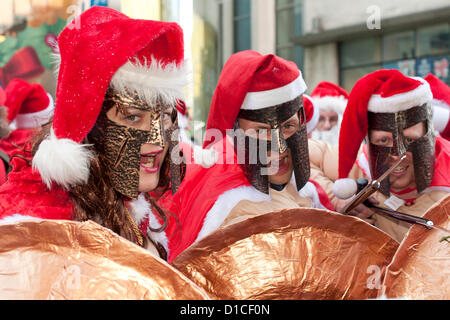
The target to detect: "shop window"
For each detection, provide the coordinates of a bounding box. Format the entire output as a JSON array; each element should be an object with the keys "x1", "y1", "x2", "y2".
[
  {"x1": 233, "y1": 0, "x2": 251, "y2": 52},
  {"x1": 275, "y1": 0, "x2": 303, "y2": 68},
  {"x1": 340, "y1": 23, "x2": 450, "y2": 91},
  {"x1": 417, "y1": 23, "x2": 450, "y2": 57},
  {"x1": 383, "y1": 31, "x2": 415, "y2": 61}
]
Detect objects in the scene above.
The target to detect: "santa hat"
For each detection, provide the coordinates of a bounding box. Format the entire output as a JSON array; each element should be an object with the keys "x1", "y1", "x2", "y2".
[
  {"x1": 424, "y1": 74, "x2": 450, "y2": 139},
  {"x1": 303, "y1": 94, "x2": 319, "y2": 134},
  {"x1": 0, "y1": 46, "x2": 45, "y2": 88},
  {"x1": 0, "y1": 86, "x2": 5, "y2": 106},
  {"x1": 204, "y1": 50, "x2": 307, "y2": 148},
  {"x1": 333, "y1": 69, "x2": 433, "y2": 199},
  {"x1": 310, "y1": 81, "x2": 348, "y2": 115},
  {"x1": 4, "y1": 78, "x2": 54, "y2": 129},
  {"x1": 32, "y1": 7, "x2": 187, "y2": 189}
]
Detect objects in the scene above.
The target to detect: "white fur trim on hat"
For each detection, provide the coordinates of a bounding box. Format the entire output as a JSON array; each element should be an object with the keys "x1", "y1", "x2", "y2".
[
  {"x1": 431, "y1": 98, "x2": 449, "y2": 110},
  {"x1": 332, "y1": 178, "x2": 357, "y2": 200},
  {"x1": 312, "y1": 95, "x2": 347, "y2": 115},
  {"x1": 14, "y1": 94, "x2": 54, "y2": 129},
  {"x1": 432, "y1": 105, "x2": 450, "y2": 133},
  {"x1": 241, "y1": 74, "x2": 307, "y2": 110},
  {"x1": 32, "y1": 129, "x2": 94, "y2": 190},
  {"x1": 110, "y1": 57, "x2": 190, "y2": 107},
  {"x1": 367, "y1": 77, "x2": 432, "y2": 113},
  {"x1": 195, "y1": 185, "x2": 270, "y2": 242}
]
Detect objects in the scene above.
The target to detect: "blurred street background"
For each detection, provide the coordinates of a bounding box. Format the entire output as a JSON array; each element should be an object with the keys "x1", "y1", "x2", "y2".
[{"x1": 1, "y1": 0, "x2": 449, "y2": 136}]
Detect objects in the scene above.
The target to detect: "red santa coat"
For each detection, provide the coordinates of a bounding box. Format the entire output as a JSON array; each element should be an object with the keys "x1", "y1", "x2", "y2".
[
  {"x1": 168, "y1": 136, "x2": 333, "y2": 262},
  {"x1": 0, "y1": 128, "x2": 37, "y2": 159}
]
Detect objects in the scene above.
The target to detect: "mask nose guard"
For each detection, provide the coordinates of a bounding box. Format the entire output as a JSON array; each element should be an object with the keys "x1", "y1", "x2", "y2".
[{"x1": 270, "y1": 126, "x2": 288, "y2": 154}]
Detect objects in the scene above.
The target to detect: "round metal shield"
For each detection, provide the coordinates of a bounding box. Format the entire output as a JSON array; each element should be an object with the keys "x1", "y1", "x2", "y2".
[
  {"x1": 382, "y1": 194, "x2": 450, "y2": 299},
  {"x1": 172, "y1": 208, "x2": 399, "y2": 300},
  {"x1": 0, "y1": 219, "x2": 209, "y2": 300}
]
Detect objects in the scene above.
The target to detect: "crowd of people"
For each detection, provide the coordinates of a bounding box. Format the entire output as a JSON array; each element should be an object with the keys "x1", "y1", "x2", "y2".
[{"x1": 0, "y1": 6, "x2": 448, "y2": 298}]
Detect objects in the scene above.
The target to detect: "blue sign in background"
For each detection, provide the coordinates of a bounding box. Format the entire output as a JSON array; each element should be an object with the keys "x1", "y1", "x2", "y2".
[
  {"x1": 91, "y1": 0, "x2": 108, "y2": 7},
  {"x1": 383, "y1": 55, "x2": 449, "y2": 84}
]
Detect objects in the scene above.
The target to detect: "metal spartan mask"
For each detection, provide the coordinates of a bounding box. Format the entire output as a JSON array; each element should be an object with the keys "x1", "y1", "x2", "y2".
[
  {"x1": 367, "y1": 103, "x2": 435, "y2": 196},
  {"x1": 233, "y1": 95, "x2": 310, "y2": 194},
  {"x1": 88, "y1": 88, "x2": 184, "y2": 199}
]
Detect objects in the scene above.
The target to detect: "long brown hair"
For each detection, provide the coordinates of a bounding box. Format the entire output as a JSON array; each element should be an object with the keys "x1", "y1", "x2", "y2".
[{"x1": 30, "y1": 115, "x2": 171, "y2": 247}]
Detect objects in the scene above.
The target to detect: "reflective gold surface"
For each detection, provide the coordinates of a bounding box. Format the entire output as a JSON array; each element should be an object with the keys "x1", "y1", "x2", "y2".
[
  {"x1": 0, "y1": 220, "x2": 209, "y2": 300},
  {"x1": 382, "y1": 194, "x2": 450, "y2": 299},
  {"x1": 172, "y1": 208, "x2": 399, "y2": 300}
]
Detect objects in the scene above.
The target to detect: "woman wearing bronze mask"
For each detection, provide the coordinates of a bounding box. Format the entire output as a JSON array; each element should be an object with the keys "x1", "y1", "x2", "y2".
[{"x1": 0, "y1": 7, "x2": 188, "y2": 260}]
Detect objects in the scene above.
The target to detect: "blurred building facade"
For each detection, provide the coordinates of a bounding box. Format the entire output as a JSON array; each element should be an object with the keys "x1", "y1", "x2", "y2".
[
  {"x1": 2, "y1": 0, "x2": 449, "y2": 126},
  {"x1": 217, "y1": 0, "x2": 449, "y2": 93}
]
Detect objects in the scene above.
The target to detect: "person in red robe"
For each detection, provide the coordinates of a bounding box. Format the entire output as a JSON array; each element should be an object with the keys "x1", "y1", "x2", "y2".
[
  {"x1": 0, "y1": 79, "x2": 54, "y2": 163},
  {"x1": 167, "y1": 51, "x2": 333, "y2": 262},
  {"x1": 0, "y1": 7, "x2": 190, "y2": 260}
]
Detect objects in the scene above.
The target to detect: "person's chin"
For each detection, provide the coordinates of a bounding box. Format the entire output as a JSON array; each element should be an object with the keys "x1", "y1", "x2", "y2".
[
  {"x1": 269, "y1": 169, "x2": 293, "y2": 185},
  {"x1": 138, "y1": 171, "x2": 160, "y2": 192}
]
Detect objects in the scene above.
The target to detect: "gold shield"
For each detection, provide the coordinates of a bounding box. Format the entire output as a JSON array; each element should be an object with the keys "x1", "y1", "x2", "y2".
[
  {"x1": 381, "y1": 194, "x2": 450, "y2": 299},
  {"x1": 0, "y1": 219, "x2": 209, "y2": 300},
  {"x1": 172, "y1": 208, "x2": 399, "y2": 300}
]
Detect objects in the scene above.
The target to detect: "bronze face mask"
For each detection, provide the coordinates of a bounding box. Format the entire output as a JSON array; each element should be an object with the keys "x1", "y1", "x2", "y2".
[
  {"x1": 88, "y1": 88, "x2": 184, "y2": 199},
  {"x1": 234, "y1": 95, "x2": 310, "y2": 194},
  {"x1": 367, "y1": 103, "x2": 435, "y2": 196}
]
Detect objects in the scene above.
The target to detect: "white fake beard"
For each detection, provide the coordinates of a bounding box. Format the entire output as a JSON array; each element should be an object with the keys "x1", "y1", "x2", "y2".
[{"x1": 311, "y1": 123, "x2": 341, "y2": 146}]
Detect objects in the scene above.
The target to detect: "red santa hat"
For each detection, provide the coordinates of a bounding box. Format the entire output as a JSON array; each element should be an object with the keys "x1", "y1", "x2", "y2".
[
  {"x1": 424, "y1": 74, "x2": 450, "y2": 139},
  {"x1": 204, "y1": 50, "x2": 307, "y2": 147},
  {"x1": 310, "y1": 81, "x2": 349, "y2": 115},
  {"x1": 32, "y1": 6, "x2": 187, "y2": 189},
  {"x1": 4, "y1": 78, "x2": 53, "y2": 129},
  {"x1": 0, "y1": 86, "x2": 5, "y2": 106},
  {"x1": 333, "y1": 69, "x2": 433, "y2": 199},
  {"x1": 303, "y1": 94, "x2": 319, "y2": 134}
]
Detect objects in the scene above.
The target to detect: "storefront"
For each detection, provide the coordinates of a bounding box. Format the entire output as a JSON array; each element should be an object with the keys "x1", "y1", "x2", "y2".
[{"x1": 340, "y1": 22, "x2": 450, "y2": 92}]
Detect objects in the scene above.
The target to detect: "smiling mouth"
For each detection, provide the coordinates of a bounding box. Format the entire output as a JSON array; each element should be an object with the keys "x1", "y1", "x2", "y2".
[
  {"x1": 140, "y1": 150, "x2": 163, "y2": 172},
  {"x1": 390, "y1": 165, "x2": 409, "y2": 175}
]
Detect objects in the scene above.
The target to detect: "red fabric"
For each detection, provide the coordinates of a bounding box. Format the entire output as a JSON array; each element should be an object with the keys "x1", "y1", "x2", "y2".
[
  {"x1": 311, "y1": 81, "x2": 349, "y2": 99},
  {"x1": 169, "y1": 137, "x2": 251, "y2": 262},
  {"x1": 308, "y1": 179, "x2": 334, "y2": 211},
  {"x1": 0, "y1": 157, "x2": 73, "y2": 220},
  {"x1": 425, "y1": 73, "x2": 450, "y2": 109},
  {"x1": 0, "y1": 47, "x2": 44, "y2": 88},
  {"x1": 5, "y1": 79, "x2": 49, "y2": 122},
  {"x1": 441, "y1": 120, "x2": 450, "y2": 140},
  {"x1": 338, "y1": 69, "x2": 427, "y2": 179},
  {"x1": 0, "y1": 86, "x2": 5, "y2": 106},
  {"x1": 0, "y1": 128, "x2": 37, "y2": 159},
  {"x1": 176, "y1": 100, "x2": 187, "y2": 115},
  {"x1": 0, "y1": 160, "x2": 6, "y2": 185},
  {"x1": 53, "y1": 6, "x2": 184, "y2": 143},
  {"x1": 429, "y1": 137, "x2": 450, "y2": 189},
  {"x1": 303, "y1": 95, "x2": 314, "y2": 122},
  {"x1": 204, "y1": 51, "x2": 300, "y2": 148}
]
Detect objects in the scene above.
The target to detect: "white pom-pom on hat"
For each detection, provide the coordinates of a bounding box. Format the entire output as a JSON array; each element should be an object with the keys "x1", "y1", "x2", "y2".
[
  {"x1": 32, "y1": 129, "x2": 94, "y2": 190},
  {"x1": 332, "y1": 178, "x2": 357, "y2": 200},
  {"x1": 193, "y1": 145, "x2": 219, "y2": 168}
]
